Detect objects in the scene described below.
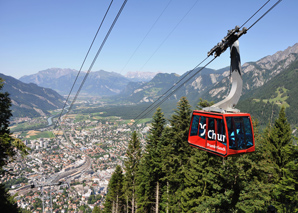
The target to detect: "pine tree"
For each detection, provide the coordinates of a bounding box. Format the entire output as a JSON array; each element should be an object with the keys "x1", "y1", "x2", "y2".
[
  {"x1": 181, "y1": 149, "x2": 210, "y2": 212},
  {"x1": 137, "y1": 107, "x2": 166, "y2": 213},
  {"x1": 158, "y1": 127, "x2": 175, "y2": 213},
  {"x1": 104, "y1": 165, "x2": 124, "y2": 213},
  {"x1": 164, "y1": 97, "x2": 192, "y2": 212},
  {"x1": 124, "y1": 131, "x2": 141, "y2": 213},
  {"x1": 0, "y1": 78, "x2": 29, "y2": 212},
  {"x1": 264, "y1": 107, "x2": 298, "y2": 211}
]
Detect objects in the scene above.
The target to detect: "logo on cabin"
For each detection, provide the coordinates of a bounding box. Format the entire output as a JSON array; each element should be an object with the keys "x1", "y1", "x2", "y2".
[{"x1": 199, "y1": 123, "x2": 226, "y2": 143}]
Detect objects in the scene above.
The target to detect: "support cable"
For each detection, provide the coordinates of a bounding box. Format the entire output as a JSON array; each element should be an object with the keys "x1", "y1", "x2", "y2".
[
  {"x1": 120, "y1": 0, "x2": 173, "y2": 73},
  {"x1": 247, "y1": 0, "x2": 282, "y2": 31},
  {"x1": 240, "y1": 0, "x2": 271, "y2": 29},
  {"x1": 134, "y1": 56, "x2": 209, "y2": 121},
  {"x1": 59, "y1": 0, "x2": 128, "y2": 123},
  {"x1": 57, "y1": 0, "x2": 114, "y2": 123},
  {"x1": 134, "y1": 57, "x2": 216, "y2": 123},
  {"x1": 138, "y1": 0, "x2": 199, "y2": 72}
]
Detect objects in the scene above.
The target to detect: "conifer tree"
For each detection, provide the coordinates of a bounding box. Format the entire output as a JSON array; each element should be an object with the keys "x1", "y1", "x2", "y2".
[
  {"x1": 137, "y1": 107, "x2": 166, "y2": 213},
  {"x1": 157, "y1": 127, "x2": 175, "y2": 213},
  {"x1": 0, "y1": 78, "x2": 29, "y2": 212},
  {"x1": 264, "y1": 107, "x2": 297, "y2": 211},
  {"x1": 104, "y1": 165, "x2": 124, "y2": 213},
  {"x1": 181, "y1": 149, "x2": 210, "y2": 212},
  {"x1": 165, "y1": 97, "x2": 192, "y2": 211},
  {"x1": 124, "y1": 131, "x2": 141, "y2": 213}
]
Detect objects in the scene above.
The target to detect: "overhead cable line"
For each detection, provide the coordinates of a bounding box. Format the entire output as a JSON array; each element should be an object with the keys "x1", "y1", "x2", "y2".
[
  {"x1": 133, "y1": 0, "x2": 282, "y2": 123},
  {"x1": 133, "y1": 56, "x2": 209, "y2": 121},
  {"x1": 138, "y1": 0, "x2": 199, "y2": 72},
  {"x1": 59, "y1": 0, "x2": 128, "y2": 124},
  {"x1": 120, "y1": 0, "x2": 173, "y2": 73},
  {"x1": 240, "y1": 0, "x2": 271, "y2": 29},
  {"x1": 57, "y1": 0, "x2": 114, "y2": 123},
  {"x1": 134, "y1": 57, "x2": 216, "y2": 123},
  {"x1": 247, "y1": 0, "x2": 282, "y2": 31}
]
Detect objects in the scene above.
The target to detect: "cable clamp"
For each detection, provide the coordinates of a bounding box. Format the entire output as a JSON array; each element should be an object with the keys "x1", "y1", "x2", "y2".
[{"x1": 208, "y1": 26, "x2": 247, "y2": 57}]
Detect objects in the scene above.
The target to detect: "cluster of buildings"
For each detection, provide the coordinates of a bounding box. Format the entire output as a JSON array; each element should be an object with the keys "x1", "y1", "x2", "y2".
[{"x1": 3, "y1": 114, "x2": 149, "y2": 212}]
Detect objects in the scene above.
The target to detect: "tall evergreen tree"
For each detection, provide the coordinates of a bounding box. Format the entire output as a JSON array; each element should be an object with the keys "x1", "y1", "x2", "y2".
[
  {"x1": 137, "y1": 108, "x2": 166, "y2": 213},
  {"x1": 104, "y1": 165, "x2": 124, "y2": 213},
  {"x1": 124, "y1": 131, "x2": 141, "y2": 213},
  {"x1": 164, "y1": 97, "x2": 192, "y2": 212},
  {"x1": 0, "y1": 78, "x2": 29, "y2": 212},
  {"x1": 158, "y1": 127, "x2": 175, "y2": 213},
  {"x1": 264, "y1": 107, "x2": 298, "y2": 211}
]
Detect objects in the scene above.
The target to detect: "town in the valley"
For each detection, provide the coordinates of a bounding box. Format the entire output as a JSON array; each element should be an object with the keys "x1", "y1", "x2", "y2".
[{"x1": 3, "y1": 105, "x2": 149, "y2": 213}]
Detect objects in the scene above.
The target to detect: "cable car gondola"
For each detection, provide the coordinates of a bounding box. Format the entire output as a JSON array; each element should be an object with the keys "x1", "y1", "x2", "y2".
[
  {"x1": 188, "y1": 110, "x2": 255, "y2": 157},
  {"x1": 188, "y1": 27, "x2": 255, "y2": 157}
]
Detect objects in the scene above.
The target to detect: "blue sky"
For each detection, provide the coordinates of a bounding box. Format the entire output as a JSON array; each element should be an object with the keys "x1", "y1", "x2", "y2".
[{"x1": 1, "y1": 0, "x2": 297, "y2": 79}]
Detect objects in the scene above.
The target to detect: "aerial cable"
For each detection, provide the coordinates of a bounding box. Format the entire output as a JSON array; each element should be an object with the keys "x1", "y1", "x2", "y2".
[
  {"x1": 59, "y1": 0, "x2": 128, "y2": 123},
  {"x1": 134, "y1": 56, "x2": 209, "y2": 121},
  {"x1": 138, "y1": 0, "x2": 199, "y2": 72},
  {"x1": 240, "y1": 0, "x2": 271, "y2": 29},
  {"x1": 133, "y1": 0, "x2": 282, "y2": 123},
  {"x1": 120, "y1": 0, "x2": 173, "y2": 73},
  {"x1": 57, "y1": 0, "x2": 115, "y2": 123},
  {"x1": 247, "y1": 0, "x2": 282, "y2": 31},
  {"x1": 134, "y1": 57, "x2": 216, "y2": 123}
]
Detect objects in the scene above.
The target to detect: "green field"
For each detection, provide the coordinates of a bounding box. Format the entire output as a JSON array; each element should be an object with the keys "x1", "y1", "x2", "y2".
[{"x1": 253, "y1": 87, "x2": 289, "y2": 108}]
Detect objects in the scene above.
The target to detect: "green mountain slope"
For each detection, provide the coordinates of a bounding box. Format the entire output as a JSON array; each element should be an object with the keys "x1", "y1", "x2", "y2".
[
  {"x1": 0, "y1": 73, "x2": 65, "y2": 118},
  {"x1": 237, "y1": 55, "x2": 298, "y2": 126}
]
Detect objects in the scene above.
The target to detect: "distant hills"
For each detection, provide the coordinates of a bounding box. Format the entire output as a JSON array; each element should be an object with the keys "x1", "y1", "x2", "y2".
[
  {"x1": 19, "y1": 69, "x2": 158, "y2": 96},
  {"x1": 0, "y1": 73, "x2": 65, "y2": 118}
]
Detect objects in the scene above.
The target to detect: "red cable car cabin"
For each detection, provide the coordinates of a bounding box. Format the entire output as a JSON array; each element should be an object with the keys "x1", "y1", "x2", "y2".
[{"x1": 188, "y1": 110, "x2": 255, "y2": 157}]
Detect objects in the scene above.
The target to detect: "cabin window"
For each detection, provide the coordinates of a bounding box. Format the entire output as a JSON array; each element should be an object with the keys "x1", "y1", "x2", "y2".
[
  {"x1": 226, "y1": 116, "x2": 253, "y2": 150},
  {"x1": 217, "y1": 119, "x2": 226, "y2": 145},
  {"x1": 243, "y1": 117, "x2": 253, "y2": 148},
  {"x1": 190, "y1": 115, "x2": 200, "y2": 136}
]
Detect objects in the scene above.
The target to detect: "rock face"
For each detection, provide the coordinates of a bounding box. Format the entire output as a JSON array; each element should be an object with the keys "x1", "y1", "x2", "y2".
[
  {"x1": 204, "y1": 43, "x2": 298, "y2": 103},
  {"x1": 0, "y1": 73, "x2": 65, "y2": 118}
]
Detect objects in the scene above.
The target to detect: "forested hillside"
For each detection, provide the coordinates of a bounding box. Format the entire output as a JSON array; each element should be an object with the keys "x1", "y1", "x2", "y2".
[
  {"x1": 103, "y1": 97, "x2": 298, "y2": 212},
  {"x1": 237, "y1": 55, "x2": 298, "y2": 127}
]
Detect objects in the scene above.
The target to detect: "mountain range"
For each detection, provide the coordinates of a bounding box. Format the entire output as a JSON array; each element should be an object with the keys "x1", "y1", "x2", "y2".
[
  {"x1": 19, "y1": 69, "x2": 158, "y2": 96},
  {"x1": 2, "y1": 42, "x2": 298, "y2": 127}
]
